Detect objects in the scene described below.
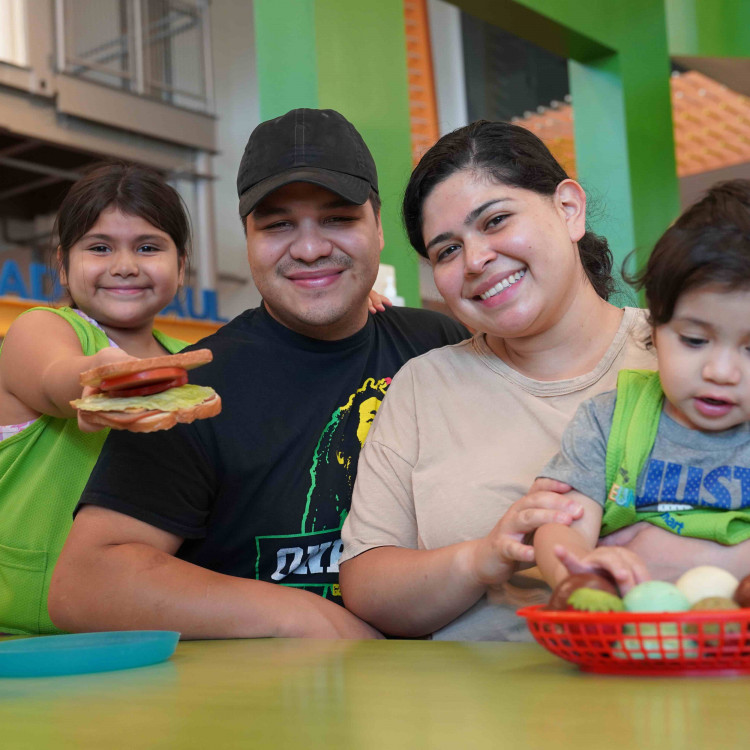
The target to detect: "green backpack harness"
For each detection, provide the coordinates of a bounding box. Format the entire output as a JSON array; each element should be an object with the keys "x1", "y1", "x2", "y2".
[{"x1": 602, "y1": 369, "x2": 750, "y2": 544}]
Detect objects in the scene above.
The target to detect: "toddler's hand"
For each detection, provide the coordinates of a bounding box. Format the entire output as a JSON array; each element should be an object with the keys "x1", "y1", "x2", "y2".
[{"x1": 554, "y1": 544, "x2": 650, "y2": 594}]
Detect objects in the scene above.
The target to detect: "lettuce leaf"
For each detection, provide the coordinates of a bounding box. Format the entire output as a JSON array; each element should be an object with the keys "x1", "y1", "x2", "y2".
[{"x1": 72, "y1": 384, "x2": 216, "y2": 412}]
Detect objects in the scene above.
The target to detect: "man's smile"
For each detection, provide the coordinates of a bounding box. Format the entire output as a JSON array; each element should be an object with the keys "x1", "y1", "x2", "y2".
[{"x1": 286, "y1": 268, "x2": 346, "y2": 289}]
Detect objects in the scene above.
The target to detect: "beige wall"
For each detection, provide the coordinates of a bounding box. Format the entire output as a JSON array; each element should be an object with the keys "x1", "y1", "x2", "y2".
[{"x1": 209, "y1": 0, "x2": 262, "y2": 318}]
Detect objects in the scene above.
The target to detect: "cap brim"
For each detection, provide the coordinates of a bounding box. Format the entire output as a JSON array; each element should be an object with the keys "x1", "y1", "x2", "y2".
[{"x1": 239, "y1": 167, "x2": 372, "y2": 217}]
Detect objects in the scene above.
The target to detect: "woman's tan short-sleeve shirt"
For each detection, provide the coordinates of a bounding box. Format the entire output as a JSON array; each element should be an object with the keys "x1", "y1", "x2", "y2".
[{"x1": 341, "y1": 307, "x2": 655, "y2": 640}]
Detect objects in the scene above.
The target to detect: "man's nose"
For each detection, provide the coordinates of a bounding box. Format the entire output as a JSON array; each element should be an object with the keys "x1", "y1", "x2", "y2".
[{"x1": 289, "y1": 225, "x2": 333, "y2": 262}]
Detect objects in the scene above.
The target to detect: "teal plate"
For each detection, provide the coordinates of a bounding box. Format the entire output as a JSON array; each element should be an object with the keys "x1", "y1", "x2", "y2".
[{"x1": 0, "y1": 631, "x2": 180, "y2": 678}]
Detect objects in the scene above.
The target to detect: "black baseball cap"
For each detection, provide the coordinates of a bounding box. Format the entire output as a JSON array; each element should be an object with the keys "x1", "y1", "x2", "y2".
[{"x1": 237, "y1": 108, "x2": 379, "y2": 218}]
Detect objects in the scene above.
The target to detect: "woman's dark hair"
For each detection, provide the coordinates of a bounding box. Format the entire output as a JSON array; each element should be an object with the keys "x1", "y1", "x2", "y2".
[
  {"x1": 629, "y1": 180, "x2": 750, "y2": 327},
  {"x1": 54, "y1": 162, "x2": 191, "y2": 275},
  {"x1": 402, "y1": 120, "x2": 614, "y2": 299}
]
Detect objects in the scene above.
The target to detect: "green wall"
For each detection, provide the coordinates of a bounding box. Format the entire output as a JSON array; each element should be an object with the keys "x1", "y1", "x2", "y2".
[
  {"x1": 253, "y1": 0, "x2": 419, "y2": 306},
  {"x1": 456, "y1": 0, "x2": 680, "y2": 285},
  {"x1": 253, "y1": 1, "x2": 318, "y2": 112},
  {"x1": 666, "y1": 0, "x2": 750, "y2": 56}
]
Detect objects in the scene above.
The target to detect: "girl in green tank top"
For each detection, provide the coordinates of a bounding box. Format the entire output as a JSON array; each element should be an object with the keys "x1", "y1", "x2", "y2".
[{"x1": 0, "y1": 163, "x2": 192, "y2": 634}]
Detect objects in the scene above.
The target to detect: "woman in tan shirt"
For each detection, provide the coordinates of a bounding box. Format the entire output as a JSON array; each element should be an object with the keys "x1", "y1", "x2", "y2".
[{"x1": 339, "y1": 120, "x2": 655, "y2": 640}]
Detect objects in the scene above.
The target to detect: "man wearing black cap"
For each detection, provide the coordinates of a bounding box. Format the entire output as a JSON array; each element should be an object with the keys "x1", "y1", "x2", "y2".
[
  {"x1": 50, "y1": 109, "x2": 467, "y2": 639},
  {"x1": 237, "y1": 108, "x2": 387, "y2": 342}
]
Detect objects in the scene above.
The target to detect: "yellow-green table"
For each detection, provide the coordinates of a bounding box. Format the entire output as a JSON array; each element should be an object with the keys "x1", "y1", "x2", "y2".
[{"x1": 1, "y1": 638, "x2": 747, "y2": 749}]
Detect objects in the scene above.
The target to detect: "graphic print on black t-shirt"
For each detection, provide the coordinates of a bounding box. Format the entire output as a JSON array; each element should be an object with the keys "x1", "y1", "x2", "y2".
[{"x1": 254, "y1": 376, "x2": 391, "y2": 602}]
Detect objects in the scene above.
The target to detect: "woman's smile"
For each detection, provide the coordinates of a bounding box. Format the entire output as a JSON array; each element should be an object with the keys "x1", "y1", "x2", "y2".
[{"x1": 475, "y1": 269, "x2": 526, "y2": 301}]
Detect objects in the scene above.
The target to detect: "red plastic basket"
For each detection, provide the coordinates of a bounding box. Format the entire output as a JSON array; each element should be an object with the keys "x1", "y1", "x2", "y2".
[{"x1": 517, "y1": 604, "x2": 750, "y2": 676}]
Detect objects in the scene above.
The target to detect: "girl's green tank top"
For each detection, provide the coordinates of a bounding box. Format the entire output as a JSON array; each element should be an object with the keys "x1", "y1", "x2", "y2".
[{"x1": 0, "y1": 306, "x2": 186, "y2": 634}]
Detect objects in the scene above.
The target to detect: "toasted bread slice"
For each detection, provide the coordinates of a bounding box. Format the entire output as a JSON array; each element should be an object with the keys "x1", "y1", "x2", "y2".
[{"x1": 80, "y1": 349, "x2": 213, "y2": 387}]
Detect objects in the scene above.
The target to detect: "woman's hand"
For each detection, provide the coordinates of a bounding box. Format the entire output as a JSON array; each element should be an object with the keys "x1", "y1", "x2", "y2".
[
  {"x1": 368, "y1": 290, "x2": 393, "y2": 314},
  {"x1": 342, "y1": 478, "x2": 580, "y2": 638},
  {"x1": 554, "y1": 544, "x2": 650, "y2": 594},
  {"x1": 469, "y1": 478, "x2": 581, "y2": 588}
]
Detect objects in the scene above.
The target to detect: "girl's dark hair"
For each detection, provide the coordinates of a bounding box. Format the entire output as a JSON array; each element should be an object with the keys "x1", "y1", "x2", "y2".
[
  {"x1": 54, "y1": 162, "x2": 191, "y2": 274},
  {"x1": 629, "y1": 180, "x2": 750, "y2": 326},
  {"x1": 402, "y1": 120, "x2": 614, "y2": 299}
]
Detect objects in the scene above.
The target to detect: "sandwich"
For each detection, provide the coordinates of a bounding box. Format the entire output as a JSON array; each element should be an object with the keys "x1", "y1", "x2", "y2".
[{"x1": 71, "y1": 349, "x2": 221, "y2": 433}]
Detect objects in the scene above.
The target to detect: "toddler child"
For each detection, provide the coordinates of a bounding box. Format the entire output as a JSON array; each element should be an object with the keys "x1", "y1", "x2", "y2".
[{"x1": 534, "y1": 180, "x2": 750, "y2": 592}]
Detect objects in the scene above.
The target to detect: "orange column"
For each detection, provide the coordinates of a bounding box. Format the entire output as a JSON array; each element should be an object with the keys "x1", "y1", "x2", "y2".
[{"x1": 404, "y1": 0, "x2": 440, "y2": 165}]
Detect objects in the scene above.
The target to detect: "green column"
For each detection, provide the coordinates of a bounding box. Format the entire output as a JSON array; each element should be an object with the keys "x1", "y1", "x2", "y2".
[
  {"x1": 454, "y1": 0, "x2": 680, "y2": 285},
  {"x1": 666, "y1": 0, "x2": 750, "y2": 56},
  {"x1": 253, "y1": 0, "x2": 419, "y2": 306},
  {"x1": 315, "y1": 1, "x2": 416, "y2": 303},
  {"x1": 253, "y1": 1, "x2": 318, "y2": 118}
]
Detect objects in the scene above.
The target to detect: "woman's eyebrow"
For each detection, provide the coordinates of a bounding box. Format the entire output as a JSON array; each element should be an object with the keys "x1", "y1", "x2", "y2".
[
  {"x1": 464, "y1": 199, "x2": 510, "y2": 226},
  {"x1": 425, "y1": 231, "x2": 453, "y2": 253},
  {"x1": 425, "y1": 199, "x2": 511, "y2": 252}
]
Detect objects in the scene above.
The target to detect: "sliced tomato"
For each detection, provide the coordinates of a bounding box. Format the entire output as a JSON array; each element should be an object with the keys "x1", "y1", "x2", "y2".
[
  {"x1": 106, "y1": 374, "x2": 188, "y2": 398},
  {"x1": 100, "y1": 367, "x2": 188, "y2": 397}
]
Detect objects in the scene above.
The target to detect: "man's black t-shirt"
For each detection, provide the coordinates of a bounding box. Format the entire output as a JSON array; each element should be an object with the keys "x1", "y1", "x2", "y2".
[{"x1": 79, "y1": 305, "x2": 467, "y2": 602}]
